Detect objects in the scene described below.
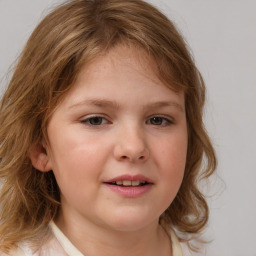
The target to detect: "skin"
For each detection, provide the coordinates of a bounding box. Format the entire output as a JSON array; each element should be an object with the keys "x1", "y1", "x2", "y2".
[{"x1": 31, "y1": 44, "x2": 188, "y2": 256}]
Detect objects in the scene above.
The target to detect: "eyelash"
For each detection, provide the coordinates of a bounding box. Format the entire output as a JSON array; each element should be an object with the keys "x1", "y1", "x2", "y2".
[
  {"x1": 80, "y1": 115, "x2": 109, "y2": 126},
  {"x1": 146, "y1": 116, "x2": 174, "y2": 126},
  {"x1": 80, "y1": 115, "x2": 174, "y2": 126}
]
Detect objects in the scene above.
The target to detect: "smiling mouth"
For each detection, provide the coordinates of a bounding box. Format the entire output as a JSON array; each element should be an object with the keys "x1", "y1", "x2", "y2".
[
  {"x1": 104, "y1": 175, "x2": 153, "y2": 197},
  {"x1": 107, "y1": 180, "x2": 150, "y2": 187}
]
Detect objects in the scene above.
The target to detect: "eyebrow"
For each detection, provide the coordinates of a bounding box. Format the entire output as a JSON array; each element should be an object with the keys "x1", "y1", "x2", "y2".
[
  {"x1": 69, "y1": 98, "x2": 184, "y2": 112},
  {"x1": 69, "y1": 99, "x2": 121, "y2": 110},
  {"x1": 146, "y1": 101, "x2": 184, "y2": 112}
]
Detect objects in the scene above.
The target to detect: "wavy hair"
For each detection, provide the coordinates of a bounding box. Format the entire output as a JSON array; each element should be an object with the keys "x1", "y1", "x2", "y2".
[{"x1": 0, "y1": 0, "x2": 216, "y2": 252}]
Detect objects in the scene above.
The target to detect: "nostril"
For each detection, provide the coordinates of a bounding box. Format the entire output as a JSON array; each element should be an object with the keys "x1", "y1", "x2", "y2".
[
  {"x1": 119, "y1": 155, "x2": 145, "y2": 161},
  {"x1": 114, "y1": 145, "x2": 149, "y2": 162}
]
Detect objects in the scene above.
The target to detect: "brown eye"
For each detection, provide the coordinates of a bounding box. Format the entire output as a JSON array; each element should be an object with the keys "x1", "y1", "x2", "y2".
[
  {"x1": 147, "y1": 116, "x2": 173, "y2": 126},
  {"x1": 81, "y1": 116, "x2": 108, "y2": 126},
  {"x1": 88, "y1": 117, "x2": 103, "y2": 125},
  {"x1": 150, "y1": 117, "x2": 163, "y2": 125}
]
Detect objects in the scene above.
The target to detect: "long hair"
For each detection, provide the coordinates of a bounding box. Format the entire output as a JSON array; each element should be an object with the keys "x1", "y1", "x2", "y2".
[{"x1": 0, "y1": 0, "x2": 216, "y2": 252}]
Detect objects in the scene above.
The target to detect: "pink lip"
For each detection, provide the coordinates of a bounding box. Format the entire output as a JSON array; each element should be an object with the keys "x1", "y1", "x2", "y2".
[
  {"x1": 103, "y1": 174, "x2": 153, "y2": 198},
  {"x1": 104, "y1": 174, "x2": 153, "y2": 183}
]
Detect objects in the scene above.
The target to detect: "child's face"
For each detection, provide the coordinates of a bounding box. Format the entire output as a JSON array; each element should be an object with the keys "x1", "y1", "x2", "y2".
[{"x1": 45, "y1": 45, "x2": 187, "y2": 232}]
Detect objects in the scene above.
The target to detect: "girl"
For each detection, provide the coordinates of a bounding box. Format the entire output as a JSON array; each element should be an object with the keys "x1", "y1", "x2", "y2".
[{"x1": 0, "y1": 0, "x2": 216, "y2": 255}]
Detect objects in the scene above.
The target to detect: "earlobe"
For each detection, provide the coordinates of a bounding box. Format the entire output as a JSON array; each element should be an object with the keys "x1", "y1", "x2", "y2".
[{"x1": 29, "y1": 143, "x2": 52, "y2": 172}]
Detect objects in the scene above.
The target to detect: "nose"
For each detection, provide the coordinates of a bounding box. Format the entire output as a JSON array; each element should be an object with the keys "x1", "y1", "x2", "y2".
[{"x1": 113, "y1": 125, "x2": 149, "y2": 163}]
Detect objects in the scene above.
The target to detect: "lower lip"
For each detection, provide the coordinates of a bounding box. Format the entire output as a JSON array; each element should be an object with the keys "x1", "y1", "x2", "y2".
[{"x1": 104, "y1": 184, "x2": 153, "y2": 198}]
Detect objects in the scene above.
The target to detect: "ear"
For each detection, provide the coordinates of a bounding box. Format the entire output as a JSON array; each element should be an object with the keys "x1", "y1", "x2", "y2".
[{"x1": 29, "y1": 143, "x2": 52, "y2": 172}]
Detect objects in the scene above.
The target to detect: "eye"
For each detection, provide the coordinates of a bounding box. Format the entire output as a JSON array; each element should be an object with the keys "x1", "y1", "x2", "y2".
[
  {"x1": 81, "y1": 116, "x2": 109, "y2": 126},
  {"x1": 147, "y1": 116, "x2": 173, "y2": 126}
]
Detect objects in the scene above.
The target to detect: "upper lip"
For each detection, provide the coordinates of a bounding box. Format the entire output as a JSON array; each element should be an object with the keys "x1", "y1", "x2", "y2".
[{"x1": 104, "y1": 174, "x2": 153, "y2": 184}]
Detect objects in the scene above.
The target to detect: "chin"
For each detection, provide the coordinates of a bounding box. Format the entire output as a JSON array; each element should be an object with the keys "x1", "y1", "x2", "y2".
[{"x1": 102, "y1": 208, "x2": 159, "y2": 232}]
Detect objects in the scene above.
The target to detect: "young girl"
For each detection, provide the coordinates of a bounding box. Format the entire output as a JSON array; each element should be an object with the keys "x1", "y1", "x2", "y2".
[{"x1": 0, "y1": 0, "x2": 217, "y2": 255}]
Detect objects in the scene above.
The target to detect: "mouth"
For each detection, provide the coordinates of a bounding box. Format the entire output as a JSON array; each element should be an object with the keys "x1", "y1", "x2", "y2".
[
  {"x1": 106, "y1": 180, "x2": 150, "y2": 187},
  {"x1": 103, "y1": 175, "x2": 153, "y2": 198},
  {"x1": 103, "y1": 174, "x2": 153, "y2": 187}
]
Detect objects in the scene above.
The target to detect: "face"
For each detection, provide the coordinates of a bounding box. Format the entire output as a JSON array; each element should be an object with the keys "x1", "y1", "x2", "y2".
[{"x1": 44, "y1": 45, "x2": 187, "y2": 233}]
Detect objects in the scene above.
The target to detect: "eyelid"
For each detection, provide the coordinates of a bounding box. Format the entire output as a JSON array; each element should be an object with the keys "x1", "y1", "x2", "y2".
[
  {"x1": 146, "y1": 115, "x2": 174, "y2": 126},
  {"x1": 79, "y1": 114, "x2": 174, "y2": 126},
  {"x1": 80, "y1": 114, "x2": 111, "y2": 125}
]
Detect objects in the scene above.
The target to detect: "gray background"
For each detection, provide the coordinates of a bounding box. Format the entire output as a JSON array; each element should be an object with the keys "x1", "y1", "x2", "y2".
[{"x1": 0, "y1": 1, "x2": 255, "y2": 255}]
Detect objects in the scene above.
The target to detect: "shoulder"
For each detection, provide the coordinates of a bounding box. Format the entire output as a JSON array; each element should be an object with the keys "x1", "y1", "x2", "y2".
[
  {"x1": 180, "y1": 242, "x2": 194, "y2": 256},
  {"x1": 180, "y1": 242, "x2": 211, "y2": 256},
  {"x1": 0, "y1": 247, "x2": 26, "y2": 256},
  {"x1": 0, "y1": 246, "x2": 38, "y2": 256},
  {"x1": 167, "y1": 227, "x2": 205, "y2": 256},
  {"x1": 0, "y1": 235, "x2": 68, "y2": 256}
]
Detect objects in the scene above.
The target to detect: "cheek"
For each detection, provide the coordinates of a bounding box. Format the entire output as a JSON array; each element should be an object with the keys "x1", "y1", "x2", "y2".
[
  {"x1": 153, "y1": 132, "x2": 187, "y2": 189},
  {"x1": 48, "y1": 142, "x2": 104, "y2": 204},
  {"x1": 156, "y1": 132, "x2": 187, "y2": 168},
  {"x1": 47, "y1": 132, "x2": 109, "y2": 186},
  {"x1": 147, "y1": 134, "x2": 187, "y2": 216},
  {"x1": 50, "y1": 128, "x2": 107, "y2": 162}
]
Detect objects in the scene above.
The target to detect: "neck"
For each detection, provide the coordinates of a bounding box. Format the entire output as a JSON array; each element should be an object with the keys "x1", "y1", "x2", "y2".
[{"x1": 55, "y1": 213, "x2": 172, "y2": 256}]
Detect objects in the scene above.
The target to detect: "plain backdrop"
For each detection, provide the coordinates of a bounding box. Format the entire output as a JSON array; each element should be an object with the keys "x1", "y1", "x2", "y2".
[{"x1": 0, "y1": 1, "x2": 255, "y2": 255}]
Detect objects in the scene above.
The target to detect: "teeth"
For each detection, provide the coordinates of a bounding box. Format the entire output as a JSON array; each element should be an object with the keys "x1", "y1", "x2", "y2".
[
  {"x1": 113, "y1": 180, "x2": 147, "y2": 187},
  {"x1": 123, "y1": 180, "x2": 132, "y2": 186},
  {"x1": 132, "y1": 180, "x2": 140, "y2": 186}
]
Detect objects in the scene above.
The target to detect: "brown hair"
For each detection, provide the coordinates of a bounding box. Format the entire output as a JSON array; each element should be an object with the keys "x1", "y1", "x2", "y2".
[{"x1": 0, "y1": 0, "x2": 216, "y2": 252}]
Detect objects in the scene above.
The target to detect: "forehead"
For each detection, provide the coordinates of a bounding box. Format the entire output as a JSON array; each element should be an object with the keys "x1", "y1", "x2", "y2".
[
  {"x1": 53, "y1": 44, "x2": 185, "y2": 113},
  {"x1": 78, "y1": 44, "x2": 159, "y2": 84}
]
